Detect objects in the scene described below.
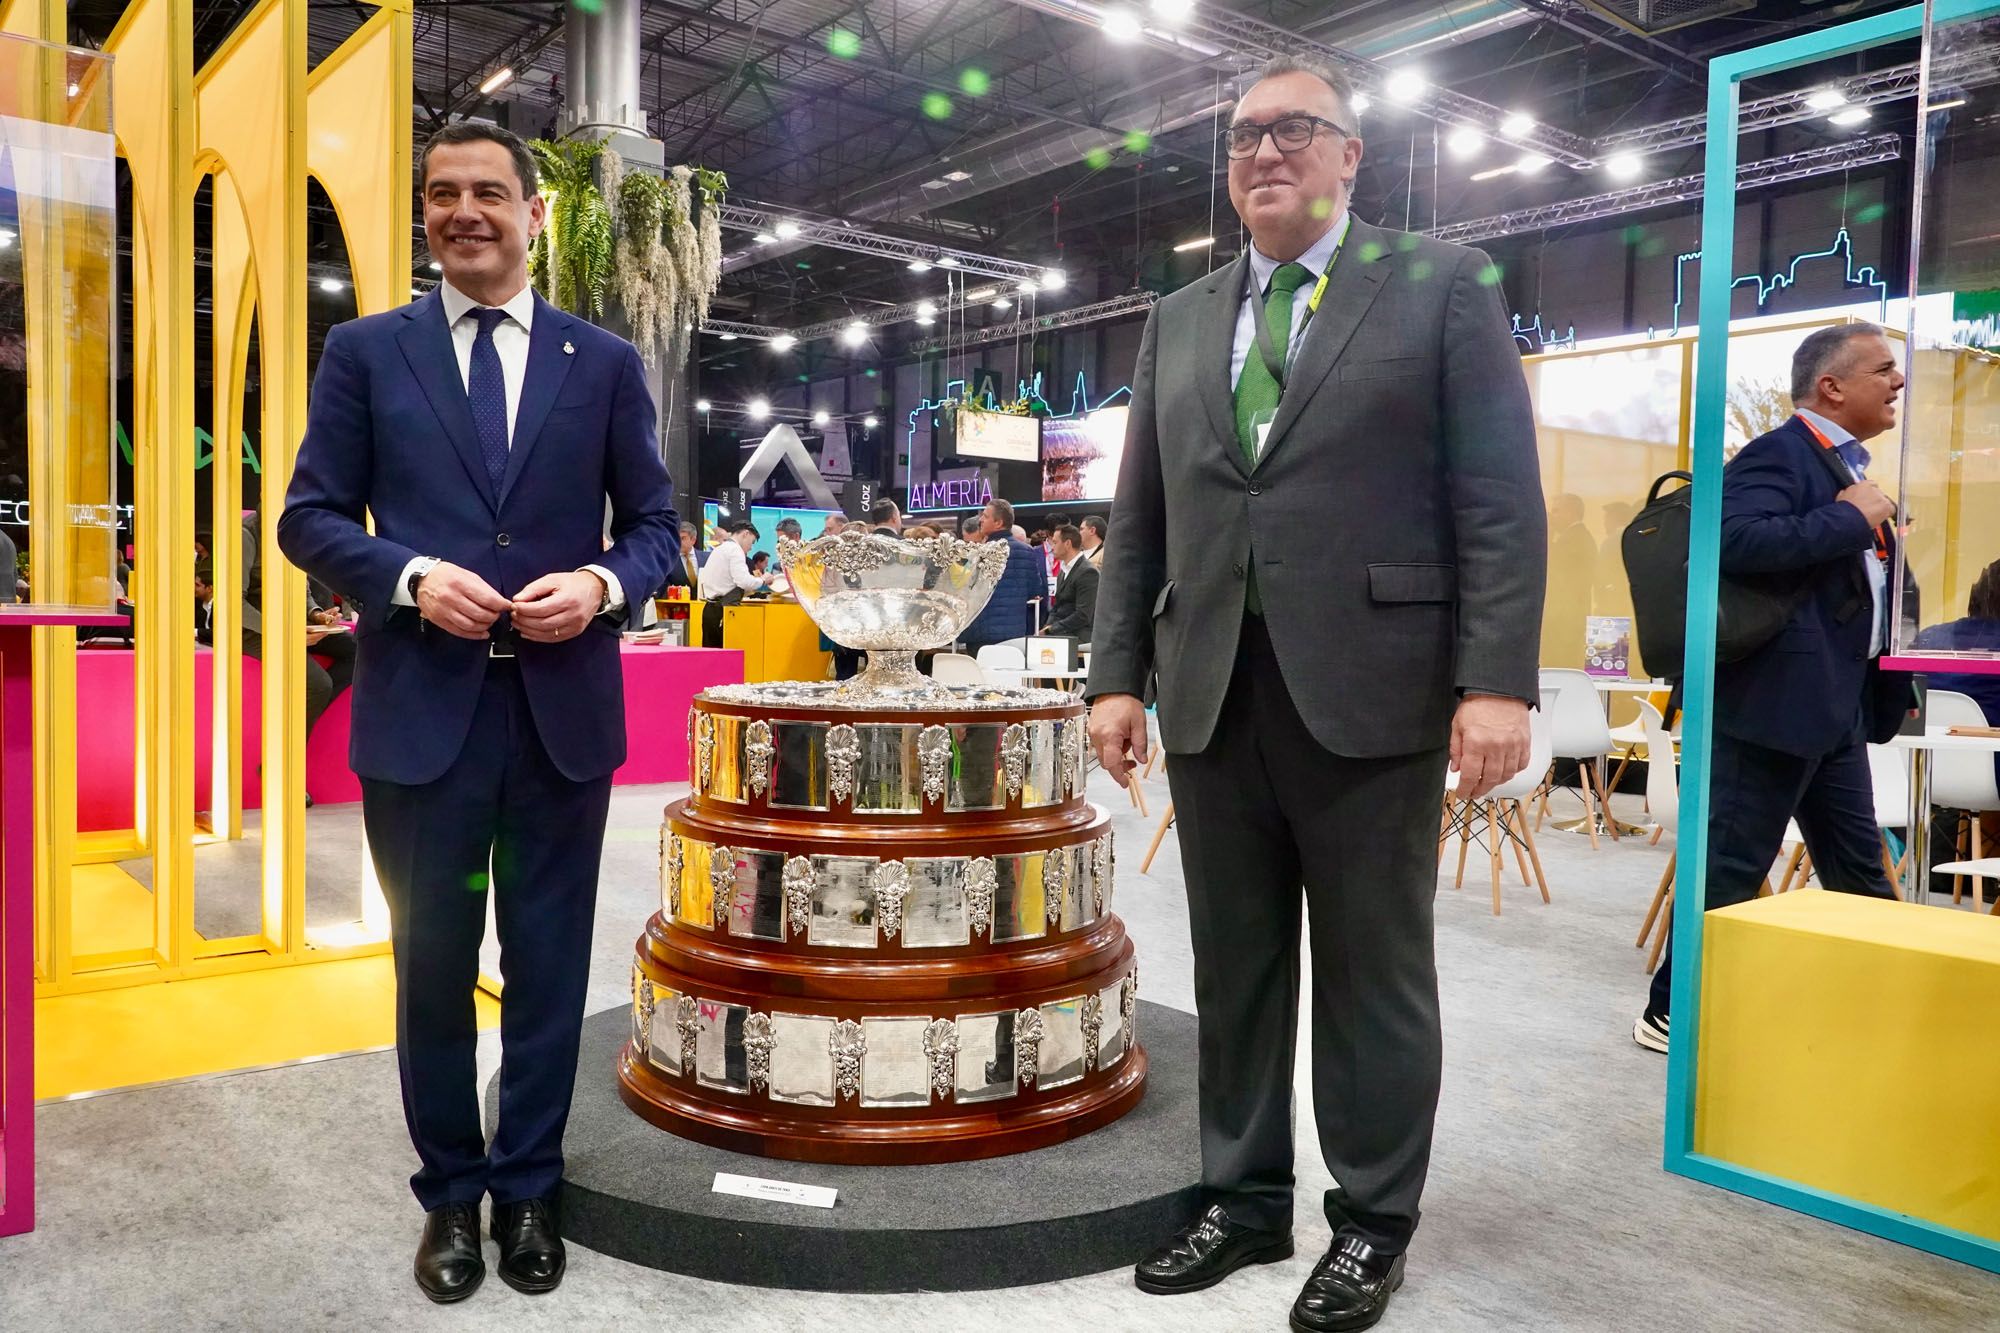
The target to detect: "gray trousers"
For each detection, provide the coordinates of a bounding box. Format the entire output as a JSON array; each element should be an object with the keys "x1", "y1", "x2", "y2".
[{"x1": 1164, "y1": 613, "x2": 1446, "y2": 1252}]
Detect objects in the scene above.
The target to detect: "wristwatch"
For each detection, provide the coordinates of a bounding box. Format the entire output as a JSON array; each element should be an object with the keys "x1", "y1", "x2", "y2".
[{"x1": 408, "y1": 556, "x2": 441, "y2": 604}]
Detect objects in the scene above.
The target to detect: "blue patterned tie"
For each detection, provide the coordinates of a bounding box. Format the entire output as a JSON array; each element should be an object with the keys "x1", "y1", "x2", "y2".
[{"x1": 467, "y1": 307, "x2": 511, "y2": 499}]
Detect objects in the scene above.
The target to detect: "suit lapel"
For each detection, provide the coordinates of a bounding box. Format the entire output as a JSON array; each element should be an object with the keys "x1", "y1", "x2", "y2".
[
  {"x1": 396, "y1": 292, "x2": 496, "y2": 513},
  {"x1": 497, "y1": 296, "x2": 578, "y2": 511},
  {"x1": 1198, "y1": 253, "x2": 1252, "y2": 478},
  {"x1": 1256, "y1": 219, "x2": 1390, "y2": 472}
]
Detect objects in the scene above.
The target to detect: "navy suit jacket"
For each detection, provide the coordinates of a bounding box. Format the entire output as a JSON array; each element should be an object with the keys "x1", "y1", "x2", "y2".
[
  {"x1": 1714, "y1": 416, "x2": 1911, "y2": 757},
  {"x1": 962, "y1": 536, "x2": 1045, "y2": 648},
  {"x1": 278, "y1": 289, "x2": 678, "y2": 785}
]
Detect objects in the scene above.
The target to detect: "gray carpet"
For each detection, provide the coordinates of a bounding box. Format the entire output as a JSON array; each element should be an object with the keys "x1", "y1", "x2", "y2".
[{"x1": 5, "y1": 773, "x2": 1997, "y2": 1331}]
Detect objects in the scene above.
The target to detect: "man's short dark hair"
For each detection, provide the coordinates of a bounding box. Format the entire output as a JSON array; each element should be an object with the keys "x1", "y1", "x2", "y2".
[
  {"x1": 1054, "y1": 524, "x2": 1082, "y2": 549},
  {"x1": 985, "y1": 497, "x2": 1015, "y2": 529},
  {"x1": 1790, "y1": 323, "x2": 1886, "y2": 406},
  {"x1": 420, "y1": 122, "x2": 539, "y2": 200},
  {"x1": 1082, "y1": 515, "x2": 1108, "y2": 542},
  {"x1": 960, "y1": 515, "x2": 982, "y2": 538},
  {"x1": 1248, "y1": 55, "x2": 1361, "y2": 131},
  {"x1": 728, "y1": 520, "x2": 760, "y2": 540},
  {"x1": 869, "y1": 499, "x2": 902, "y2": 525},
  {"x1": 775, "y1": 517, "x2": 804, "y2": 537}
]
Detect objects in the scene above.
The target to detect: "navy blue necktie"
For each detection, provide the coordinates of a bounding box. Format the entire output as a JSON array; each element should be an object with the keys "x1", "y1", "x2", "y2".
[{"x1": 467, "y1": 307, "x2": 511, "y2": 499}]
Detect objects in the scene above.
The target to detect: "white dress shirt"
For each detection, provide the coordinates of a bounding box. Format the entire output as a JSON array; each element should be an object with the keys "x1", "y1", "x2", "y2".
[
  {"x1": 394, "y1": 280, "x2": 623, "y2": 612},
  {"x1": 1795, "y1": 406, "x2": 1887, "y2": 657},
  {"x1": 698, "y1": 539, "x2": 765, "y2": 599},
  {"x1": 1230, "y1": 211, "x2": 1353, "y2": 391}
]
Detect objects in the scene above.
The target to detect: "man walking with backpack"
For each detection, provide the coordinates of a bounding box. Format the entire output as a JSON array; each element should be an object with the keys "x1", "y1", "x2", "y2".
[{"x1": 1635, "y1": 323, "x2": 1912, "y2": 1053}]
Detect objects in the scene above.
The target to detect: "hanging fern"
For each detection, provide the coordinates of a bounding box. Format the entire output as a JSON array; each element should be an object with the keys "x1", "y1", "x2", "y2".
[
  {"x1": 614, "y1": 165, "x2": 680, "y2": 366},
  {"x1": 528, "y1": 137, "x2": 614, "y2": 317}
]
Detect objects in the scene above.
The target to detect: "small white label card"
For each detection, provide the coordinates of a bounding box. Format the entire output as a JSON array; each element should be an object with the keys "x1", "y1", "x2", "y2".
[{"x1": 712, "y1": 1172, "x2": 838, "y2": 1209}]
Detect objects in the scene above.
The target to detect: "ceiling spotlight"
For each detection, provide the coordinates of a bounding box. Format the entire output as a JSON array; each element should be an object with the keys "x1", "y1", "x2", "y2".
[
  {"x1": 748, "y1": 398, "x2": 770, "y2": 421},
  {"x1": 863, "y1": 415, "x2": 880, "y2": 429},
  {"x1": 993, "y1": 297, "x2": 1013, "y2": 311},
  {"x1": 909, "y1": 259, "x2": 933, "y2": 272},
  {"x1": 1041, "y1": 269, "x2": 1066, "y2": 291},
  {"x1": 1350, "y1": 93, "x2": 1371, "y2": 116},
  {"x1": 1468, "y1": 164, "x2": 1518, "y2": 182},
  {"x1": 773, "y1": 220, "x2": 802, "y2": 240},
  {"x1": 770, "y1": 334, "x2": 798, "y2": 351},
  {"x1": 318, "y1": 276, "x2": 345, "y2": 293},
  {"x1": 478, "y1": 66, "x2": 513, "y2": 95},
  {"x1": 719, "y1": 332, "x2": 738, "y2": 341},
  {"x1": 812, "y1": 410, "x2": 830, "y2": 426},
  {"x1": 696, "y1": 399, "x2": 712, "y2": 413},
  {"x1": 1605, "y1": 152, "x2": 1643, "y2": 181},
  {"x1": 916, "y1": 301, "x2": 938, "y2": 317},
  {"x1": 1828, "y1": 106, "x2": 1872, "y2": 127},
  {"x1": 1516, "y1": 152, "x2": 1552, "y2": 175},
  {"x1": 966, "y1": 285, "x2": 998, "y2": 301},
  {"x1": 1446, "y1": 127, "x2": 1485, "y2": 160},
  {"x1": 1174, "y1": 235, "x2": 1214, "y2": 252},
  {"x1": 942, "y1": 171, "x2": 971, "y2": 184},
  {"x1": 1017, "y1": 281, "x2": 1038, "y2": 295},
  {"x1": 938, "y1": 255, "x2": 959, "y2": 267},
  {"x1": 1149, "y1": 0, "x2": 1194, "y2": 23},
  {"x1": 428, "y1": 259, "x2": 443, "y2": 271},
  {"x1": 754, "y1": 232, "x2": 777, "y2": 244},
  {"x1": 916, "y1": 315, "x2": 936, "y2": 326},
  {"x1": 1927, "y1": 97, "x2": 1969, "y2": 113},
  {"x1": 1385, "y1": 69, "x2": 1428, "y2": 105},
  {"x1": 842, "y1": 321, "x2": 868, "y2": 347},
  {"x1": 1102, "y1": 8, "x2": 1143, "y2": 42},
  {"x1": 1499, "y1": 111, "x2": 1535, "y2": 141},
  {"x1": 1805, "y1": 86, "x2": 1849, "y2": 111}
]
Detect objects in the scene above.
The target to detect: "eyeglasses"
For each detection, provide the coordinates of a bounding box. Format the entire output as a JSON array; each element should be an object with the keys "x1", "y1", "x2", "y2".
[{"x1": 1223, "y1": 115, "x2": 1349, "y2": 159}]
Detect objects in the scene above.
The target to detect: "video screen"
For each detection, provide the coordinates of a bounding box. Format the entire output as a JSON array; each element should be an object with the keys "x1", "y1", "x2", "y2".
[
  {"x1": 953, "y1": 407, "x2": 1042, "y2": 463},
  {"x1": 1041, "y1": 405, "x2": 1129, "y2": 502}
]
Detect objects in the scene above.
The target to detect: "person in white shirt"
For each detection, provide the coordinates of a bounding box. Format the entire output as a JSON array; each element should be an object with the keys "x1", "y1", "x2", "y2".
[{"x1": 698, "y1": 521, "x2": 773, "y2": 643}]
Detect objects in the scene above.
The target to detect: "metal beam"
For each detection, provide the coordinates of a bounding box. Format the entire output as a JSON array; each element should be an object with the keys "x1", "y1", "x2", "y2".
[
  {"x1": 719, "y1": 201, "x2": 1055, "y2": 283},
  {"x1": 907, "y1": 291, "x2": 1158, "y2": 353}
]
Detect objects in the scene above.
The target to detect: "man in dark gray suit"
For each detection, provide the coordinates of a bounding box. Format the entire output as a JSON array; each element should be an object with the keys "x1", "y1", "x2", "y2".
[{"x1": 1086, "y1": 55, "x2": 1545, "y2": 1332}]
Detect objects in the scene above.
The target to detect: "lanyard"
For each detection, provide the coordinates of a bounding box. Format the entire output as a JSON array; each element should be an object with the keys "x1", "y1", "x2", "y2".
[
  {"x1": 1247, "y1": 238, "x2": 1341, "y2": 391},
  {"x1": 1795, "y1": 413, "x2": 1890, "y2": 562}
]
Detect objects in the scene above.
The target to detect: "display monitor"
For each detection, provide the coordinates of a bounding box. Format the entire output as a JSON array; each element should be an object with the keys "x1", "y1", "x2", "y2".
[
  {"x1": 1041, "y1": 405, "x2": 1129, "y2": 502},
  {"x1": 951, "y1": 407, "x2": 1042, "y2": 463}
]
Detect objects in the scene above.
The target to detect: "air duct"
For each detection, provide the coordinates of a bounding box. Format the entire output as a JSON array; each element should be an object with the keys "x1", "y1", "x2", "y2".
[{"x1": 561, "y1": 0, "x2": 647, "y2": 137}]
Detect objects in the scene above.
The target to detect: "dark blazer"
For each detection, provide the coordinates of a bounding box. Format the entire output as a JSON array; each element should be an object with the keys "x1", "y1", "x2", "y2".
[
  {"x1": 1085, "y1": 219, "x2": 1546, "y2": 757},
  {"x1": 1714, "y1": 415, "x2": 1911, "y2": 756},
  {"x1": 278, "y1": 288, "x2": 677, "y2": 785},
  {"x1": 962, "y1": 536, "x2": 1045, "y2": 648},
  {"x1": 1045, "y1": 557, "x2": 1099, "y2": 640}
]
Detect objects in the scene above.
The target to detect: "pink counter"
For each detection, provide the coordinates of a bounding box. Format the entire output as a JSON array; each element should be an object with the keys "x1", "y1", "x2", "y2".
[{"x1": 75, "y1": 642, "x2": 743, "y2": 828}]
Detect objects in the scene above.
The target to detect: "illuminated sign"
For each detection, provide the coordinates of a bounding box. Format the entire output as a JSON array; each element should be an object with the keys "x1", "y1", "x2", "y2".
[
  {"x1": 1665, "y1": 225, "x2": 1887, "y2": 336},
  {"x1": 909, "y1": 476, "x2": 995, "y2": 510}
]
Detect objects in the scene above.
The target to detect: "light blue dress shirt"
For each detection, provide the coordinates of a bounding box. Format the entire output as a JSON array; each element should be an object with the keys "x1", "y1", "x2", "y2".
[{"x1": 1796, "y1": 407, "x2": 1887, "y2": 657}]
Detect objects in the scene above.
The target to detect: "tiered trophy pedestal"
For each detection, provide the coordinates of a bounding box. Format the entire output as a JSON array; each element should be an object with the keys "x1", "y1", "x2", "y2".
[{"x1": 621, "y1": 680, "x2": 1146, "y2": 1164}]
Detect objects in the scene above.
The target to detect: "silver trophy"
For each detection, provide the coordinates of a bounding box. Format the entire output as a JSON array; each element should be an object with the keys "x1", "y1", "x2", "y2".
[{"x1": 778, "y1": 530, "x2": 1012, "y2": 700}]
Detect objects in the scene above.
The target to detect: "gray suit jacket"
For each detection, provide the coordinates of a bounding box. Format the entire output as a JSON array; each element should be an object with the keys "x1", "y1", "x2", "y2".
[{"x1": 1085, "y1": 219, "x2": 1546, "y2": 757}]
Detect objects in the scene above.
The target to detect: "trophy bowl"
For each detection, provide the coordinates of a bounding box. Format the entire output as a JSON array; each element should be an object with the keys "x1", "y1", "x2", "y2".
[{"x1": 778, "y1": 529, "x2": 1012, "y2": 698}]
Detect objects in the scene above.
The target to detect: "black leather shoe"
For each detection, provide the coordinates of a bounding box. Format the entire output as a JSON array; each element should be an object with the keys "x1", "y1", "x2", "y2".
[
  {"x1": 1134, "y1": 1203, "x2": 1294, "y2": 1294},
  {"x1": 1290, "y1": 1234, "x2": 1407, "y2": 1332},
  {"x1": 491, "y1": 1196, "x2": 566, "y2": 1294},
  {"x1": 414, "y1": 1202, "x2": 484, "y2": 1304}
]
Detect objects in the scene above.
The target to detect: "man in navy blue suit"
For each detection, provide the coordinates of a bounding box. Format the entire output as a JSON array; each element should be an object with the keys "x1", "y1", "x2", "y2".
[
  {"x1": 960, "y1": 497, "x2": 1046, "y2": 653},
  {"x1": 1636, "y1": 323, "x2": 1910, "y2": 1053},
  {"x1": 278, "y1": 122, "x2": 675, "y2": 1301}
]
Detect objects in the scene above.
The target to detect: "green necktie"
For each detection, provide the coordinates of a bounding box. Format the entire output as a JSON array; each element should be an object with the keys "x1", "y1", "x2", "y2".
[{"x1": 1233, "y1": 261, "x2": 1313, "y2": 614}]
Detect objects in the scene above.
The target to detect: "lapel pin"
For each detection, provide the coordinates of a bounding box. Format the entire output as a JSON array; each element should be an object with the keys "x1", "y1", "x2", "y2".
[{"x1": 563, "y1": 340, "x2": 575, "y2": 355}]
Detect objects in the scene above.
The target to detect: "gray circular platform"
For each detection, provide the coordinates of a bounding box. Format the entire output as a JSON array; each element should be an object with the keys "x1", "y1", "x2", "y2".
[{"x1": 488, "y1": 1000, "x2": 1201, "y2": 1292}]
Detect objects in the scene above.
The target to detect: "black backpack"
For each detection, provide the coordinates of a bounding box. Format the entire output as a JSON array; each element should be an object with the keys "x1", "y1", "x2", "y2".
[{"x1": 1620, "y1": 470, "x2": 1809, "y2": 679}]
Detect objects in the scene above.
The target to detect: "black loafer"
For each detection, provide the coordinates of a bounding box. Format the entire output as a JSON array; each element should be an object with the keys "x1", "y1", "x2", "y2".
[
  {"x1": 414, "y1": 1201, "x2": 484, "y2": 1304},
  {"x1": 1134, "y1": 1203, "x2": 1294, "y2": 1295},
  {"x1": 1290, "y1": 1234, "x2": 1407, "y2": 1332},
  {"x1": 491, "y1": 1196, "x2": 566, "y2": 1294}
]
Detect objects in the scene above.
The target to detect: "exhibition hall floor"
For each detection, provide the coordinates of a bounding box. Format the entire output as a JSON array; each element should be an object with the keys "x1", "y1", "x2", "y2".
[{"x1": 6, "y1": 772, "x2": 1996, "y2": 1332}]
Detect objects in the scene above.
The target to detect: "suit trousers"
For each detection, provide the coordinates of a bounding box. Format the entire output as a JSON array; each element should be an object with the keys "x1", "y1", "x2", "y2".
[
  {"x1": 362, "y1": 658, "x2": 612, "y2": 1211},
  {"x1": 1164, "y1": 614, "x2": 1447, "y2": 1252},
  {"x1": 1649, "y1": 728, "x2": 1892, "y2": 1017}
]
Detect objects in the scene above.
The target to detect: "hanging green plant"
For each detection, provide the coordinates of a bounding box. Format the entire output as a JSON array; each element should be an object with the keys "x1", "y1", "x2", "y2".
[
  {"x1": 528, "y1": 137, "x2": 614, "y2": 317},
  {"x1": 612, "y1": 162, "x2": 683, "y2": 366}
]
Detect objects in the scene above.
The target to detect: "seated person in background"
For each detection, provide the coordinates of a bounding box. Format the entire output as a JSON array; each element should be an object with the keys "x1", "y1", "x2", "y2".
[
  {"x1": 1914, "y1": 557, "x2": 2000, "y2": 790},
  {"x1": 747, "y1": 551, "x2": 772, "y2": 586},
  {"x1": 1043, "y1": 523, "x2": 1099, "y2": 644}
]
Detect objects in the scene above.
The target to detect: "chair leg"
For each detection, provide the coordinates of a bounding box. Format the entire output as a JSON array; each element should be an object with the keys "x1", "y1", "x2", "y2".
[
  {"x1": 1607, "y1": 747, "x2": 1635, "y2": 799},
  {"x1": 1512, "y1": 801, "x2": 1551, "y2": 903},
  {"x1": 1126, "y1": 772, "x2": 1148, "y2": 819},
  {"x1": 1589, "y1": 759, "x2": 1622, "y2": 842},
  {"x1": 1504, "y1": 800, "x2": 1534, "y2": 887},
  {"x1": 1140, "y1": 801, "x2": 1177, "y2": 874},
  {"x1": 1646, "y1": 885, "x2": 1675, "y2": 972},
  {"x1": 1454, "y1": 808, "x2": 1473, "y2": 889},
  {"x1": 1486, "y1": 802, "x2": 1505, "y2": 916},
  {"x1": 1536, "y1": 764, "x2": 1554, "y2": 831},
  {"x1": 1576, "y1": 764, "x2": 1601, "y2": 852},
  {"x1": 1775, "y1": 842, "x2": 1807, "y2": 895},
  {"x1": 1972, "y1": 822, "x2": 1986, "y2": 913},
  {"x1": 1638, "y1": 852, "x2": 1674, "y2": 947},
  {"x1": 1797, "y1": 849, "x2": 1815, "y2": 890},
  {"x1": 1142, "y1": 750, "x2": 1162, "y2": 780},
  {"x1": 1879, "y1": 835, "x2": 1906, "y2": 903},
  {"x1": 1649, "y1": 823, "x2": 1665, "y2": 846}
]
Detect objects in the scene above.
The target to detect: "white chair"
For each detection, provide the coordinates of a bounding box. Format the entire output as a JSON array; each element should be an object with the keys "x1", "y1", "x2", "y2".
[
  {"x1": 1536, "y1": 668, "x2": 1619, "y2": 849},
  {"x1": 973, "y1": 643, "x2": 1025, "y2": 673},
  {"x1": 930, "y1": 652, "x2": 986, "y2": 687},
  {"x1": 1868, "y1": 742, "x2": 1913, "y2": 890},
  {"x1": 1927, "y1": 689, "x2": 2000, "y2": 908},
  {"x1": 1440, "y1": 688, "x2": 1556, "y2": 914}
]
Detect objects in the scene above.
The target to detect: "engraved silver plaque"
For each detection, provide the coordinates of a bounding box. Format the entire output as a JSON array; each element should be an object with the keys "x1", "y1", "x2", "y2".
[
  {"x1": 947, "y1": 723, "x2": 1006, "y2": 812},
  {"x1": 954, "y1": 1009, "x2": 1018, "y2": 1104},
  {"x1": 854, "y1": 724, "x2": 921, "y2": 813},
  {"x1": 860, "y1": 1016, "x2": 932, "y2": 1108},
  {"x1": 649, "y1": 986, "x2": 683, "y2": 1074},
  {"x1": 873, "y1": 860, "x2": 911, "y2": 940},
  {"x1": 830, "y1": 1018, "x2": 867, "y2": 1101},
  {"x1": 736, "y1": 850, "x2": 788, "y2": 941},
  {"x1": 827, "y1": 724, "x2": 860, "y2": 805},
  {"x1": 903, "y1": 857, "x2": 970, "y2": 949},
  {"x1": 922, "y1": 1017, "x2": 958, "y2": 1100},
  {"x1": 1014, "y1": 1006, "x2": 1045, "y2": 1088},
  {"x1": 769, "y1": 1012, "x2": 836, "y2": 1106},
  {"x1": 697, "y1": 1000, "x2": 750, "y2": 1094},
  {"x1": 770, "y1": 721, "x2": 830, "y2": 811},
  {"x1": 992, "y1": 852, "x2": 1048, "y2": 943},
  {"x1": 783, "y1": 855, "x2": 814, "y2": 940},
  {"x1": 966, "y1": 856, "x2": 997, "y2": 940},
  {"x1": 809, "y1": 856, "x2": 878, "y2": 948},
  {"x1": 1022, "y1": 719, "x2": 1061, "y2": 807},
  {"x1": 677, "y1": 843, "x2": 715, "y2": 929},
  {"x1": 742, "y1": 1012, "x2": 775, "y2": 1092},
  {"x1": 1037, "y1": 998, "x2": 1086, "y2": 1090},
  {"x1": 1096, "y1": 980, "x2": 1127, "y2": 1068},
  {"x1": 662, "y1": 830, "x2": 683, "y2": 918},
  {"x1": 709, "y1": 712, "x2": 748, "y2": 804},
  {"x1": 744, "y1": 719, "x2": 774, "y2": 796}
]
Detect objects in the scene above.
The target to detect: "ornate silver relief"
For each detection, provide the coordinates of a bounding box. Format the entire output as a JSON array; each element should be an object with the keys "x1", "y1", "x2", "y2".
[
  {"x1": 742, "y1": 1012, "x2": 776, "y2": 1092},
  {"x1": 966, "y1": 856, "x2": 997, "y2": 939},
  {"x1": 1080, "y1": 993, "x2": 1103, "y2": 1071},
  {"x1": 1045, "y1": 847, "x2": 1070, "y2": 930},
  {"x1": 699, "y1": 681, "x2": 1075, "y2": 712},
  {"x1": 638, "y1": 977, "x2": 655, "y2": 1051},
  {"x1": 873, "y1": 860, "x2": 911, "y2": 940},
  {"x1": 1090, "y1": 835, "x2": 1110, "y2": 916},
  {"x1": 1014, "y1": 1007, "x2": 1045, "y2": 1088},
  {"x1": 707, "y1": 845, "x2": 734, "y2": 930},
  {"x1": 676, "y1": 994, "x2": 700, "y2": 1074},
  {"x1": 1060, "y1": 718, "x2": 1083, "y2": 797},
  {"x1": 744, "y1": 720, "x2": 774, "y2": 796},
  {"x1": 783, "y1": 855, "x2": 814, "y2": 939},
  {"x1": 829, "y1": 1019, "x2": 867, "y2": 1101},
  {"x1": 663, "y1": 832, "x2": 683, "y2": 918},
  {"x1": 1001, "y1": 723, "x2": 1030, "y2": 801},
  {"x1": 1121, "y1": 967, "x2": 1139, "y2": 1048},
  {"x1": 922, "y1": 1017, "x2": 958, "y2": 1100},
  {"x1": 918, "y1": 725, "x2": 951, "y2": 803},
  {"x1": 693, "y1": 712, "x2": 715, "y2": 793},
  {"x1": 827, "y1": 724, "x2": 860, "y2": 804}
]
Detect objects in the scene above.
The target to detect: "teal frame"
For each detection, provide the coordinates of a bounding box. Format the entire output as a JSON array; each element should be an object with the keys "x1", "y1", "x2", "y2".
[{"x1": 1673, "y1": 0, "x2": 2000, "y2": 1274}]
